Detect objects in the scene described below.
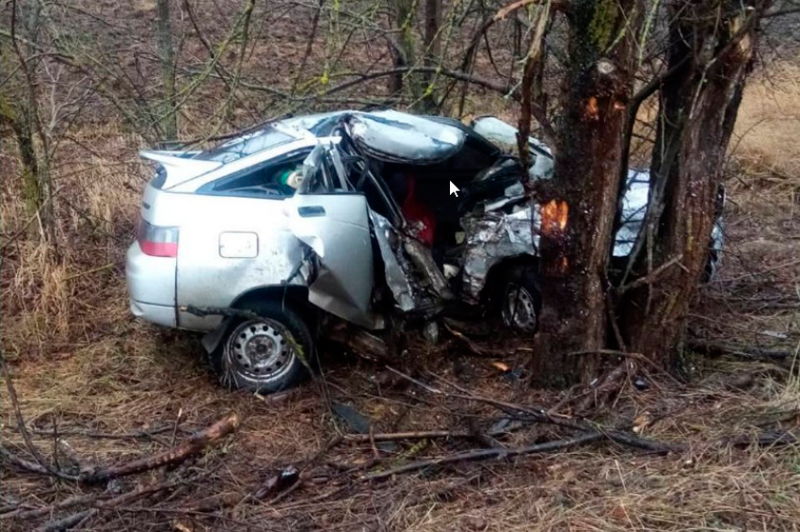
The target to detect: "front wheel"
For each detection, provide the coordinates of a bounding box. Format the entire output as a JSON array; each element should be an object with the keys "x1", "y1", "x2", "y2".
[
  {"x1": 499, "y1": 266, "x2": 542, "y2": 333},
  {"x1": 209, "y1": 301, "x2": 314, "y2": 394}
]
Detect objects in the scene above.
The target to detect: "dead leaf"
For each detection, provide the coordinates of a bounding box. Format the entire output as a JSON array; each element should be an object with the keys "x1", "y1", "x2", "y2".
[
  {"x1": 632, "y1": 412, "x2": 651, "y2": 434},
  {"x1": 173, "y1": 521, "x2": 194, "y2": 532},
  {"x1": 610, "y1": 503, "x2": 629, "y2": 521},
  {"x1": 491, "y1": 361, "x2": 510, "y2": 372}
]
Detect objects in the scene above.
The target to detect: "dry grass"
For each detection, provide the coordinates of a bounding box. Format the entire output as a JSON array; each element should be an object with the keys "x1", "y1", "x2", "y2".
[
  {"x1": 734, "y1": 62, "x2": 800, "y2": 186},
  {"x1": 2, "y1": 37, "x2": 800, "y2": 532}
]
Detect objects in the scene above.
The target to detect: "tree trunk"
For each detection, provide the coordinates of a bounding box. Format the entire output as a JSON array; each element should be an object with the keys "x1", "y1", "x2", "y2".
[
  {"x1": 389, "y1": 0, "x2": 414, "y2": 98},
  {"x1": 621, "y1": 0, "x2": 769, "y2": 368},
  {"x1": 2, "y1": 0, "x2": 55, "y2": 245},
  {"x1": 156, "y1": 0, "x2": 177, "y2": 140},
  {"x1": 529, "y1": 0, "x2": 643, "y2": 387},
  {"x1": 420, "y1": 0, "x2": 442, "y2": 111}
]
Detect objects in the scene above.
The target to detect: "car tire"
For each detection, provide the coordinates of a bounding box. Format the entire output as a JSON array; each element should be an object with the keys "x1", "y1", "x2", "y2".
[
  {"x1": 209, "y1": 301, "x2": 314, "y2": 394},
  {"x1": 499, "y1": 265, "x2": 542, "y2": 333}
]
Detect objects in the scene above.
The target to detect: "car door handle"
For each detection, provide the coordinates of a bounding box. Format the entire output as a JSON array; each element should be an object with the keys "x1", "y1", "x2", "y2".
[{"x1": 298, "y1": 206, "x2": 326, "y2": 217}]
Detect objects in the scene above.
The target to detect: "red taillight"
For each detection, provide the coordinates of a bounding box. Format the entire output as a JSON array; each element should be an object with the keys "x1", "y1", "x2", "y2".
[{"x1": 138, "y1": 219, "x2": 179, "y2": 257}]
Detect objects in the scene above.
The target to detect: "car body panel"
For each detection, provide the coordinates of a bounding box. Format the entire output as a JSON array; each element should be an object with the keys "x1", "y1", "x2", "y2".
[
  {"x1": 285, "y1": 192, "x2": 376, "y2": 328},
  {"x1": 173, "y1": 193, "x2": 309, "y2": 330},
  {"x1": 139, "y1": 150, "x2": 222, "y2": 189},
  {"x1": 127, "y1": 109, "x2": 725, "y2": 337},
  {"x1": 169, "y1": 137, "x2": 322, "y2": 193},
  {"x1": 344, "y1": 110, "x2": 466, "y2": 164},
  {"x1": 126, "y1": 242, "x2": 177, "y2": 326}
]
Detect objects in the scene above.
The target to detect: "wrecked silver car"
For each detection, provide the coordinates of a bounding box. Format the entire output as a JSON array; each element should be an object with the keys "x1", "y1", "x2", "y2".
[{"x1": 126, "y1": 110, "x2": 723, "y2": 393}]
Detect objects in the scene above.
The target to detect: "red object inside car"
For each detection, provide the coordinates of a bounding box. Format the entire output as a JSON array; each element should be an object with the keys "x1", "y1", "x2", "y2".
[{"x1": 401, "y1": 175, "x2": 436, "y2": 247}]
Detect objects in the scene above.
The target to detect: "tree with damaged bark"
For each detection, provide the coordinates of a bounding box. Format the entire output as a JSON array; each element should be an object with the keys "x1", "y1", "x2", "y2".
[
  {"x1": 515, "y1": 0, "x2": 773, "y2": 387},
  {"x1": 516, "y1": 0, "x2": 646, "y2": 386}
]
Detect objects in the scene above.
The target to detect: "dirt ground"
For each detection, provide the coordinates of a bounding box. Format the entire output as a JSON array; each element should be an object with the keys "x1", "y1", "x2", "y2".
[{"x1": 2, "y1": 4, "x2": 800, "y2": 530}]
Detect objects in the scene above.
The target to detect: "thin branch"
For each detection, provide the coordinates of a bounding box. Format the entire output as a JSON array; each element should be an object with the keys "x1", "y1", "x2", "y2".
[
  {"x1": 363, "y1": 432, "x2": 603, "y2": 481},
  {"x1": 616, "y1": 254, "x2": 684, "y2": 294},
  {"x1": 494, "y1": 0, "x2": 567, "y2": 20}
]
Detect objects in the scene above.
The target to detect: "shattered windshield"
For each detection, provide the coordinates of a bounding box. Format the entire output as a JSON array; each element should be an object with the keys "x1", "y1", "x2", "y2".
[
  {"x1": 195, "y1": 127, "x2": 295, "y2": 164},
  {"x1": 347, "y1": 110, "x2": 466, "y2": 164}
]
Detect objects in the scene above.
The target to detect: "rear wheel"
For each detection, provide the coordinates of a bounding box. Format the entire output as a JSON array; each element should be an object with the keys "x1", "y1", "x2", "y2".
[
  {"x1": 209, "y1": 301, "x2": 314, "y2": 394},
  {"x1": 499, "y1": 266, "x2": 542, "y2": 333}
]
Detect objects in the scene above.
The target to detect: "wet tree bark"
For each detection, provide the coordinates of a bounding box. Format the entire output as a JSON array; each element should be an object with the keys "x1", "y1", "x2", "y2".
[
  {"x1": 420, "y1": 0, "x2": 442, "y2": 111},
  {"x1": 529, "y1": 0, "x2": 643, "y2": 387},
  {"x1": 2, "y1": 0, "x2": 55, "y2": 245},
  {"x1": 619, "y1": 0, "x2": 769, "y2": 370},
  {"x1": 389, "y1": 0, "x2": 418, "y2": 99},
  {"x1": 156, "y1": 0, "x2": 177, "y2": 140}
]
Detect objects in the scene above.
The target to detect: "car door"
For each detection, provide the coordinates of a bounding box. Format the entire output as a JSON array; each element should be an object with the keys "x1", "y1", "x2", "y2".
[{"x1": 285, "y1": 144, "x2": 377, "y2": 328}]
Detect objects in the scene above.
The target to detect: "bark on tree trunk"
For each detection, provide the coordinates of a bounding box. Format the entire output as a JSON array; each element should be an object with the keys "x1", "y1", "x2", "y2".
[
  {"x1": 389, "y1": 0, "x2": 418, "y2": 100},
  {"x1": 3, "y1": 0, "x2": 56, "y2": 246},
  {"x1": 420, "y1": 0, "x2": 442, "y2": 111},
  {"x1": 529, "y1": 0, "x2": 643, "y2": 387},
  {"x1": 621, "y1": 0, "x2": 768, "y2": 369},
  {"x1": 156, "y1": 0, "x2": 177, "y2": 140}
]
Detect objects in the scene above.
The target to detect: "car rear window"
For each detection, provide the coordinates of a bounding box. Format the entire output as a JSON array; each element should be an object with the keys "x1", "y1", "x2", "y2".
[{"x1": 195, "y1": 127, "x2": 294, "y2": 164}]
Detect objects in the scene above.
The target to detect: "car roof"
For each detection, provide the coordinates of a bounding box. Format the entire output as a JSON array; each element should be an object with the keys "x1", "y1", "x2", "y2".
[{"x1": 144, "y1": 110, "x2": 504, "y2": 188}]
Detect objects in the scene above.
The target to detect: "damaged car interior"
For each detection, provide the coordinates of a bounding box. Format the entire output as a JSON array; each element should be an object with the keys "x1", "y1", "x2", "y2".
[{"x1": 287, "y1": 112, "x2": 542, "y2": 335}]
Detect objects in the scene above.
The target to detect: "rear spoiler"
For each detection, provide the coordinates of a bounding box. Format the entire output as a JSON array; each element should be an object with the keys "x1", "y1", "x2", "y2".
[{"x1": 140, "y1": 150, "x2": 222, "y2": 189}]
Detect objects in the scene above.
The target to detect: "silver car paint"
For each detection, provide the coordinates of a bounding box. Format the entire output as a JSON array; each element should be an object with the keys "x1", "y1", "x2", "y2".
[
  {"x1": 128, "y1": 111, "x2": 724, "y2": 337},
  {"x1": 174, "y1": 195, "x2": 311, "y2": 330},
  {"x1": 461, "y1": 199, "x2": 537, "y2": 303},
  {"x1": 131, "y1": 137, "x2": 325, "y2": 332},
  {"x1": 369, "y1": 210, "x2": 416, "y2": 312},
  {"x1": 285, "y1": 191, "x2": 376, "y2": 329},
  {"x1": 345, "y1": 110, "x2": 466, "y2": 164}
]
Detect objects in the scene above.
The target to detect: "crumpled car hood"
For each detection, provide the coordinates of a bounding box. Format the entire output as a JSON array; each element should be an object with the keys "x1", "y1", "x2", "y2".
[{"x1": 345, "y1": 110, "x2": 466, "y2": 165}]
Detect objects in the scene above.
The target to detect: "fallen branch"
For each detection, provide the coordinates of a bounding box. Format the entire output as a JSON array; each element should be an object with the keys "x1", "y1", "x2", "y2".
[
  {"x1": 364, "y1": 432, "x2": 603, "y2": 481},
  {"x1": 344, "y1": 430, "x2": 471, "y2": 443},
  {"x1": 616, "y1": 255, "x2": 684, "y2": 295},
  {"x1": 575, "y1": 361, "x2": 631, "y2": 413},
  {"x1": 343, "y1": 425, "x2": 518, "y2": 444},
  {"x1": 602, "y1": 429, "x2": 679, "y2": 454},
  {"x1": 2, "y1": 369, "x2": 74, "y2": 480},
  {"x1": 0, "y1": 445, "x2": 77, "y2": 481},
  {"x1": 567, "y1": 349, "x2": 683, "y2": 386},
  {"x1": 688, "y1": 339, "x2": 795, "y2": 361},
  {"x1": 443, "y1": 323, "x2": 495, "y2": 357},
  {"x1": 28, "y1": 424, "x2": 192, "y2": 441},
  {"x1": 36, "y1": 509, "x2": 96, "y2": 532},
  {"x1": 30, "y1": 478, "x2": 187, "y2": 531},
  {"x1": 723, "y1": 430, "x2": 798, "y2": 448},
  {"x1": 79, "y1": 412, "x2": 238, "y2": 485}
]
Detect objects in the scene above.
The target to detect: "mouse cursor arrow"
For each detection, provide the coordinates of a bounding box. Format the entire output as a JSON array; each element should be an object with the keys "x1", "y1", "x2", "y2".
[{"x1": 449, "y1": 181, "x2": 460, "y2": 197}]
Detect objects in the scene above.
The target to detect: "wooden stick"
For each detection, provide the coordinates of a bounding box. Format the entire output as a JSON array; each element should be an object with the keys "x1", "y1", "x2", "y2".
[
  {"x1": 3, "y1": 370, "x2": 73, "y2": 480},
  {"x1": 688, "y1": 339, "x2": 794, "y2": 361},
  {"x1": 567, "y1": 349, "x2": 683, "y2": 386},
  {"x1": 616, "y1": 254, "x2": 683, "y2": 294},
  {"x1": 79, "y1": 413, "x2": 238, "y2": 485},
  {"x1": 0, "y1": 445, "x2": 77, "y2": 481},
  {"x1": 344, "y1": 430, "x2": 470, "y2": 443},
  {"x1": 363, "y1": 432, "x2": 604, "y2": 481},
  {"x1": 36, "y1": 509, "x2": 96, "y2": 532}
]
